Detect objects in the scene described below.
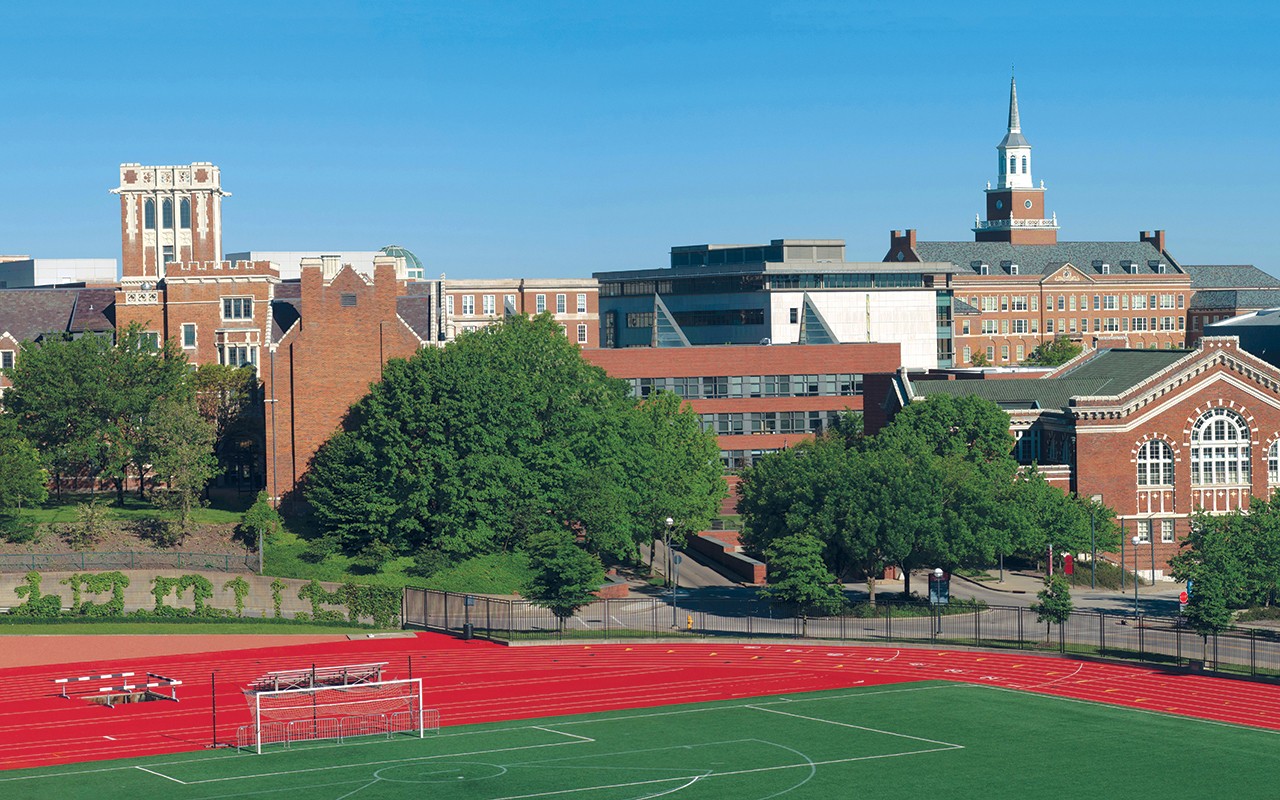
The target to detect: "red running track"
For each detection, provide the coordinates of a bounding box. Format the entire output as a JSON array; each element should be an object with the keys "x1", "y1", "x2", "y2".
[{"x1": 3, "y1": 633, "x2": 1280, "y2": 771}]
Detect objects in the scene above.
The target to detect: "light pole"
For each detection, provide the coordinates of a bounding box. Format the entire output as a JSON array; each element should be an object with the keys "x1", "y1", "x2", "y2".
[
  {"x1": 664, "y1": 517, "x2": 674, "y2": 590},
  {"x1": 1131, "y1": 534, "x2": 1141, "y2": 617},
  {"x1": 1149, "y1": 522, "x2": 1157, "y2": 590},
  {"x1": 932, "y1": 567, "x2": 944, "y2": 635},
  {"x1": 1089, "y1": 493, "x2": 1103, "y2": 590}
]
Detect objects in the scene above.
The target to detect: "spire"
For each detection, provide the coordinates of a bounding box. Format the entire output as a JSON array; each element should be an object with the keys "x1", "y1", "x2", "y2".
[{"x1": 1008, "y1": 74, "x2": 1021, "y2": 133}]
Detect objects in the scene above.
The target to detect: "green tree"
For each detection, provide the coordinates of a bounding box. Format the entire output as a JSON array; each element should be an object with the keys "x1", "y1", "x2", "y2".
[
  {"x1": 760, "y1": 534, "x2": 846, "y2": 627},
  {"x1": 146, "y1": 398, "x2": 219, "y2": 539},
  {"x1": 522, "y1": 530, "x2": 606, "y2": 628},
  {"x1": 1031, "y1": 574, "x2": 1074, "y2": 640},
  {"x1": 1171, "y1": 511, "x2": 1247, "y2": 635},
  {"x1": 305, "y1": 315, "x2": 724, "y2": 567},
  {"x1": 236, "y1": 490, "x2": 284, "y2": 570},
  {"x1": 1023, "y1": 336, "x2": 1083, "y2": 367},
  {"x1": 0, "y1": 416, "x2": 47, "y2": 526},
  {"x1": 110, "y1": 325, "x2": 194, "y2": 501}
]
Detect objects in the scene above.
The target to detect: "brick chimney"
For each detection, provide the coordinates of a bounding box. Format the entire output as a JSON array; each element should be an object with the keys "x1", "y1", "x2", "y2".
[
  {"x1": 885, "y1": 229, "x2": 920, "y2": 262},
  {"x1": 1140, "y1": 230, "x2": 1166, "y2": 253}
]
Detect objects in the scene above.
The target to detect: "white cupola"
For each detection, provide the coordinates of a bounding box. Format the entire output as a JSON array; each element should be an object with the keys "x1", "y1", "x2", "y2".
[{"x1": 996, "y1": 76, "x2": 1033, "y2": 190}]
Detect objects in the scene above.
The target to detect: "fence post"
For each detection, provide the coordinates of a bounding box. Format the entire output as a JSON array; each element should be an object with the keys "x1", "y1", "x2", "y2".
[
  {"x1": 1251, "y1": 629, "x2": 1257, "y2": 677},
  {"x1": 1059, "y1": 621, "x2": 1065, "y2": 654},
  {"x1": 885, "y1": 603, "x2": 892, "y2": 642},
  {"x1": 974, "y1": 607, "x2": 980, "y2": 646},
  {"x1": 1138, "y1": 616, "x2": 1145, "y2": 660},
  {"x1": 1099, "y1": 612, "x2": 1105, "y2": 657},
  {"x1": 1175, "y1": 620, "x2": 1181, "y2": 666},
  {"x1": 1017, "y1": 608, "x2": 1024, "y2": 649}
]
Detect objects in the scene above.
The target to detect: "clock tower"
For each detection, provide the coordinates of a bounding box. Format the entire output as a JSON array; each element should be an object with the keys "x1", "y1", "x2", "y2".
[{"x1": 974, "y1": 76, "x2": 1058, "y2": 244}]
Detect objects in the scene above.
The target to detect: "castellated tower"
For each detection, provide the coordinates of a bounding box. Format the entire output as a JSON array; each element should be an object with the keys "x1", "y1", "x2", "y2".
[{"x1": 112, "y1": 163, "x2": 228, "y2": 284}]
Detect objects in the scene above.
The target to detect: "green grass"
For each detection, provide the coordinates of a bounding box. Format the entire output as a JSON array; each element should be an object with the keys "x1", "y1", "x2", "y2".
[
  {"x1": 0, "y1": 618, "x2": 375, "y2": 635},
  {"x1": 6, "y1": 682, "x2": 1280, "y2": 799},
  {"x1": 14, "y1": 495, "x2": 243, "y2": 525},
  {"x1": 265, "y1": 529, "x2": 531, "y2": 595}
]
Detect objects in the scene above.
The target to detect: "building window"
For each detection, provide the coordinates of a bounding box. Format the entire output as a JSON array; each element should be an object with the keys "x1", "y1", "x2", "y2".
[
  {"x1": 1136, "y1": 439, "x2": 1174, "y2": 486},
  {"x1": 986, "y1": 346, "x2": 995, "y2": 362},
  {"x1": 0, "y1": 350, "x2": 14, "y2": 370},
  {"x1": 1269, "y1": 440, "x2": 1280, "y2": 485},
  {"x1": 1012, "y1": 319, "x2": 1028, "y2": 334},
  {"x1": 1190, "y1": 407, "x2": 1251, "y2": 485},
  {"x1": 162, "y1": 245, "x2": 175, "y2": 267},
  {"x1": 482, "y1": 295, "x2": 496, "y2": 316},
  {"x1": 181, "y1": 323, "x2": 196, "y2": 349},
  {"x1": 1045, "y1": 318, "x2": 1055, "y2": 334},
  {"x1": 222, "y1": 297, "x2": 253, "y2": 320},
  {"x1": 447, "y1": 295, "x2": 455, "y2": 315},
  {"x1": 220, "y1": 344, "x2": 257, "y2": 368},
  {"x1": 1161, "y1": 519, "x2": 1175, "y2": 543},
  {"x1": 504, "y1": 295, "x2": 517, "y2": 316},
  {"x1": 340, "y1": 293, "x2": 357, "y2": 307},
  {"x1": 981, "y1": 296, "x2": 998, "y2": 312},
  {"x1": 577, "y1": 293, "x2": 587, "y2": 313},
  {"x1": 1057, "y1": 296, "x2": 1066, "y2": 311},
  {"x1": 536, "y1": 294, "x2": 547, "y2": 313},
  {"x1": 162, "y1": 199, "x2": 174, "y2": 229},
  {"x1": 962, "y1": 320, "x2": 971, "y2": 335},
  {"x1": 577, "y1": 324, "x2": 588, "y2": 344},
  {"x1": 1011, "y1": 296, "x2": 1027, "y2": 311},
  {"x1": 1000, "y1": 345, "x2": 1009, "y2": 361},
  {"x1": 1009, "y1": 156, "x2": 1016, "y2": 174},
  {"x1": 1021, "y1": 156, "x2": 1027, "y2": 173},
  {"x1": 790, "y1": 308, "x2": 798, "y2": 324},
  {"x1": 462, "y1": 295, "x2": 475, "y2": 315},
  {"x1": 1009, "y1": 264, "x2": 1019, "y2": 275},
  {"x1": 963, "y1": 346, "x2": 972, "y2": 363},
  {"x1": 981, "y1": 320, "x2": 998, "y2": 335},
  {"x1": 556, "y1": 294, "x2": 567, "y2": 314},
  {"x1": 144, "y1": 199, "x2": 156, "y2": 230},
  {"x1": 1000, "y1": 296, "x2": 1008, "y2": 312},
  {"x1": 1136, "y1": 519, "x2": 1151, "y2": 544},
  {"x1": 1016, "y1": 344, "x2": 1024, "y2": 360},
  {"x1": 979, "y1": 264, "x2": 990, "y2": 275},
  {"x1": 179, "y1": 198, "x2": 191, "y2": 229}
]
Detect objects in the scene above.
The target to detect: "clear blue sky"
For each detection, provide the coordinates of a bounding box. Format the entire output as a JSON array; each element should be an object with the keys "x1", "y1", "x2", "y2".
[{"x1": 1, "y1": 2, "x2": 1276, "y2": 278}]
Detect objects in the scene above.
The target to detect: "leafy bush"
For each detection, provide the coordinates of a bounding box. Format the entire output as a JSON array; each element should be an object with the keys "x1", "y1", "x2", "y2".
[
  {"x1": 151, "y1": 574, "x2": 214, "y2": 613},
  {"x1": 235, "y1": 491, "x2": 283, "y2": 552},
  {"x1": 11, "y1": 572, "x2": 62, "y2": 617},
  {"x1": 298, "y1": 579, "x2": 345, "y2": 621},
  {"x1": 224, "y1": 576, "x2": 250, "y2": 617},
  {"x1": 64, "y1": 500, "x2": 108, "y2": 550},
  {"x1": 270, "y1": 578, "x2": 286, "y2": 618},
  {"x1": 0, "y1": 517, "x2": 41, "y2": 545},
  {"x1": 408, "y1": 548, "x2": 452, "y2": 579},
  {"x1": 135, "y1": 517, "x2": 183, "y2": 548}
]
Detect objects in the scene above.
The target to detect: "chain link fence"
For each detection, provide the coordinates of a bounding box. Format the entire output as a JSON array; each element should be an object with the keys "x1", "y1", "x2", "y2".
[{"x1": 403, "y1": 587, "x2": 1280, "y2": 680}]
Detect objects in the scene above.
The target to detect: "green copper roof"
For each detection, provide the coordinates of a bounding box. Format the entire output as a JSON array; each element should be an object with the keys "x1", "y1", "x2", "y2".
[{"x1": 380, "y1": 244, "x2": 423, "y2": 276}]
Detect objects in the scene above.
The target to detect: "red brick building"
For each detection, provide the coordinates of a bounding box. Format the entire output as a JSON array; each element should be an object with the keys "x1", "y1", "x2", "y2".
[{"x1": 879, "y1": 337, "x2": 1280, "y2": 579}]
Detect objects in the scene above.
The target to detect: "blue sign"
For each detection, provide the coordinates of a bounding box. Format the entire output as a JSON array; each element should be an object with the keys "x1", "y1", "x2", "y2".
[{"x1": 1185, "y1": 580, "x2": 1193, "y2": 599}]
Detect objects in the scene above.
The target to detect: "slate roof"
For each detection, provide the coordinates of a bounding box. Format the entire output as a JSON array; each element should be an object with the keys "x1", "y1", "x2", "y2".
[
  {"x1": 1190, "y1": 289, "x2": 1280, "y2": 311},
  {"x1": 1182, "y1": 265, "x2": 1280, "y2": 290},
  {"x1": 68, "y1": 288, "x2": 116, "y2": 334},
  {"x1": 396, "y1": 296, "x2": 434, "y2": 341},
  {"x1": 911, "y1": 348, "x2": 1193, "y2": 413},
  {"x1": 0, "y1": 288, "x2": 86, "y2": 342},
  {"x1": 914, "y1": 241, "x2": 1180, "y2": 276}
]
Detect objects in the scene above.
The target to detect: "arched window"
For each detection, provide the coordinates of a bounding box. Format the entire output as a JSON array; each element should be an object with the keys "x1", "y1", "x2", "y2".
[
  {"x1": 179, "y1": 198, "x2": 191, "y2": 229},
  {"x1": 1269, "y1": 440, "x2": 1280, "y2": 485},
  {"x1": 1190, "y1": 408, "x2": 1251, "y2": 485},
  {"x1": 144, "y1": 199, "x2": 156, "y2": 230},
  {"x1": 1009, "y1": 156, "x2": 1016, "y2": 174},
  {"x1": 1021, "y1": 155, "x2": 1027, "y2": 173},
  {"x1": 1136, "y1": 439, "x2": 1174, "y2": 486},
  {"x1": 162, "y1": 199, "x2": 174, "y2": 229}
]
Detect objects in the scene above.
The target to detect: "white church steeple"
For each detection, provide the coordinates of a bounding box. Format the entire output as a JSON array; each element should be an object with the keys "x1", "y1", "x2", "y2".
[{"x1": 996, "y1": 75, "x2": 1033, "y2": 190}]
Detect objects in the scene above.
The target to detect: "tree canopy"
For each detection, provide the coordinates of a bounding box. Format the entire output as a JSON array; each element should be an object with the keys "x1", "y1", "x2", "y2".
[
  {"x1": 0, "y1": 416, "x2": 47, "y2": 523},
  {"x1": 305, "y1": 314, "x2": 725, "y2": 566},
  {"x1": 739, "y1": 393, "x2": 1118, "y2": 599},
  {"x1": 1170, "y1": 499, "x2": 1280, "y2": 634},
  {"x1": 1022, "y1": 336, "x2": 1083, "y2": 367},
  {"x1": 522, "y1": 530, "x2": 607, "y2": 624}
]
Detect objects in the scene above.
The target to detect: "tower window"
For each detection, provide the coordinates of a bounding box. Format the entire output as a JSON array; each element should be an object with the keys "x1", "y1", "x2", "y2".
[
  {"x1": 1009, "y1": 156, "x2": 1016, "y2": 174},
  {"x1": 1021, "y1": 156, "x2": 1027, "y2": 173},
  {"x1": 162, "y1": 199, "x2": 173, "y2": 229},
  {"x1": 144, "y1": 199, "x2": 156, "y2": 230},
  {"x1": 180, "y1": 198, "x2": 191, "y2": 229}
]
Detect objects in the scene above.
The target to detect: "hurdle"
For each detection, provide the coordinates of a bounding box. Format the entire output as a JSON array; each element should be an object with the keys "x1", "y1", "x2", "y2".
[
  {"x1": 97, "y1": 673, "x2": 182, "y2": 708},
  {"x1": 53, "y1": 672, "x2": 135, "y2": 699}
]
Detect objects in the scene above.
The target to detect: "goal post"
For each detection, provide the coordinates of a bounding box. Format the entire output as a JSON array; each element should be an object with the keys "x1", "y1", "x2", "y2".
[{"x1": 243, "y1": 677, "x2": 434, "y2": 754}]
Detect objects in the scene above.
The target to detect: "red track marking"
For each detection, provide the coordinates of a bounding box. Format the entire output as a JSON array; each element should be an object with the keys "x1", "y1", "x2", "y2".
[{"x1": 2, "y1": 635, "x2": 1280, "y2": 771}]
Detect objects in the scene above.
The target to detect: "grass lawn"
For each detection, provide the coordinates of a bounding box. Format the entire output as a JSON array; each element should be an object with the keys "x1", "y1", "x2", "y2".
[
  {"x1": 265, "y1": 529, "x2": 531, "y2": 595},
  {"x1": 4, "y1": 682, "x2": 1279, "y2": 799},
  {"x1": 0, "y1": 619, "x2": 375, "y2": 635},
  {"x1": 14, "y1": 494, "x2": 244, "y2": 526}
]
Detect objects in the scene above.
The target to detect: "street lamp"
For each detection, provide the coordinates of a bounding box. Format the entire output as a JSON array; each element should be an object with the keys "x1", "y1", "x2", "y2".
[
  {"x1": 932, "y1": 567, "x2": 944, "y2": 636},
  {"x1": 1089, "y1": 493, "x2": 1103, "y2": 590},
  {"x1": 1148, "y1": 521, "x2": 1157, "y2": 591},
  {"x1": 1131, "y1": 534, "x2": 1142, "y2": 617}
]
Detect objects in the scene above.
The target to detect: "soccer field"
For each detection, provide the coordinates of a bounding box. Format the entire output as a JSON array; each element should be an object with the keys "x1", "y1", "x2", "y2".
[{"x1": 4, "y1": 681, "x2": 1278, "y2": 800}]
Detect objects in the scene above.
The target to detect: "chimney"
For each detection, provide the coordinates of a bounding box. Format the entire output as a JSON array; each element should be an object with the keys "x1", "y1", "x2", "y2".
[
  {"x1": 886, "y1": 229, "x2": 920, "y2": 262},
  {"x1": 1140, "y1": 230, "x2": 1167, "y2": 253}
]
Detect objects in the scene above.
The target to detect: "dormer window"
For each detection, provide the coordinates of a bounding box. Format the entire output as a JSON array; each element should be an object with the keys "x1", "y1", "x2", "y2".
[
  {"x1": 978, "y1": 263, "x2": 990, "y2": 275},
  {"x1": 1009, "y1": 264, "x2": 1019, "y2": 275},
  {"x1": 1101, "y1": 263, "x2": 1111, "y2": 274},
  {"x1": 1157, "y1": 263, "x2": 1167, "y2": 274}
]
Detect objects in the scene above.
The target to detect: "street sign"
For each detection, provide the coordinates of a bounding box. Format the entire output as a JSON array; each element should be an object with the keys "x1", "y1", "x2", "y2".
[
  {"x1": 1185, "y1": 580, "x2": 1193, "y2": 598},
  {"x1": 1179, "y1": 590, "x2": 1188, "y2": 604}
]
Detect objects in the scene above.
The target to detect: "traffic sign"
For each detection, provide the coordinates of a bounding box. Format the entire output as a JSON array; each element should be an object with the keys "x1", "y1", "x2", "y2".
[{"x1": 1179, "y1": 591, "x2": 1188, "y2": 604}]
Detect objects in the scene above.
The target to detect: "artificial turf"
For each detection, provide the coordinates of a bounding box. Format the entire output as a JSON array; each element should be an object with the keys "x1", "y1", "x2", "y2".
[{"x1": 4, "y1": 681, "x2": 1278, "y2": 800}]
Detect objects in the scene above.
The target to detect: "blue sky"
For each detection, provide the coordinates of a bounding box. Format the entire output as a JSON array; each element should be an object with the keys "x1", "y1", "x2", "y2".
[{"x1": 1, "y1": 1, "x2": 1276, "y2": 278}]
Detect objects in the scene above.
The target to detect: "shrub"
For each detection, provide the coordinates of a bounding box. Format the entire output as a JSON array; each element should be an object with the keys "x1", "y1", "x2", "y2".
[
  {"x1": 224, "y1": 576, "x2": 250, "y2": 617},
  {"x1": 64, "y1": 500, "x2": 108, "y2": 550}
]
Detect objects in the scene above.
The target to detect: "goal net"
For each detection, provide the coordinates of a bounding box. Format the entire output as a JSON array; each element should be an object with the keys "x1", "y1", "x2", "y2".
[{"x1": 239, "y1": 677, "x2": 437, "y2": 753}]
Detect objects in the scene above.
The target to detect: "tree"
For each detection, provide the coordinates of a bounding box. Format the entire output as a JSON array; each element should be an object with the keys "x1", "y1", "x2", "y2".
[
  {"x1": 236, "y1": 490, "x2": 284, "y2": 570},
  {"x1": 522, "y1": 530, "x2": 606, "y2": 628},
  {"x1": 2, "y1": 324, "x2": 192, "y2": 503},
  {"x1": 1171, "y1": 511, "x2": 1247, "y2": 636},
  {"x1": 0, "y1": 416, "x2": 47, "y2": 522},
  {"x1": 193, "y1": 363, "x2": 258, "y2": 481},
  {"x1": 146, "y1": 398, "x2": 219, "y2": 540},
  {"x1": 1023, "y1": 336, "x2": 1083, "y2": 367},
  {"x1": 305, "y1": 315, "x2": 725, "y2": 566},
  {"x1": 759, "y1": 534, "x2": 846, "y2": 628},
  {"x1": 1031, "y1": 574, "x2": 1074, "y2": 640}
]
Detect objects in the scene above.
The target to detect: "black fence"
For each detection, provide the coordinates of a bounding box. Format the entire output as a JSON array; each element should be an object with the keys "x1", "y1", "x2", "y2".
[
  {"x1": 403, "y1": 587, "x2": 1280, "y2": 680},
  {"x1": 0, "y1": 551, "x2": 256, "y2": 573}
]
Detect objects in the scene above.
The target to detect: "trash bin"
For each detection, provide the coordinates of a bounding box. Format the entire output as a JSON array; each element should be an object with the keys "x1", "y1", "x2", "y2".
[{"x1": 462, "y1": 623, "x2": 474, "y2": 640}]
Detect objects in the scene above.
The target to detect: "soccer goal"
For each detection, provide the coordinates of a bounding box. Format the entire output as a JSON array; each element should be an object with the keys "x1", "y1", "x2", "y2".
[{"x1": 238, "y1": 677, "x2": 438, "y2": 754}]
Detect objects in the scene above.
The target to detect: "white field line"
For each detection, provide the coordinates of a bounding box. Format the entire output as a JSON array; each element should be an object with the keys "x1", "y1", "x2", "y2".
[
  {"x1": 133, "y1": 766, "x2": 188, "y2": 784},
  {"x1": 486, "y1": 774, "x2": 708, "y2": 800},
  {"x1": 745, "y1": 705, "x2": 965, "y2": 749}
]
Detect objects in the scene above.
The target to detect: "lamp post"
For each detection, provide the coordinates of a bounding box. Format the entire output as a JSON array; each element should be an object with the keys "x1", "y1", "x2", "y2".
[
  {"x1": 1089, "y1": 493, "x2": 1103, "y2": 590},
  {"x1": 1131, "y1": 534, "x2": 1141, "y2": 617},
  {"x1": 931, "y1": 567, "x2": 944, "y2": 636},
  {"x1": 664, "y1": 517, "x2": 674, "y2": 589},
  {"x1": 1149, "y1": 522, "x2": 1157, "y2": 590}
]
